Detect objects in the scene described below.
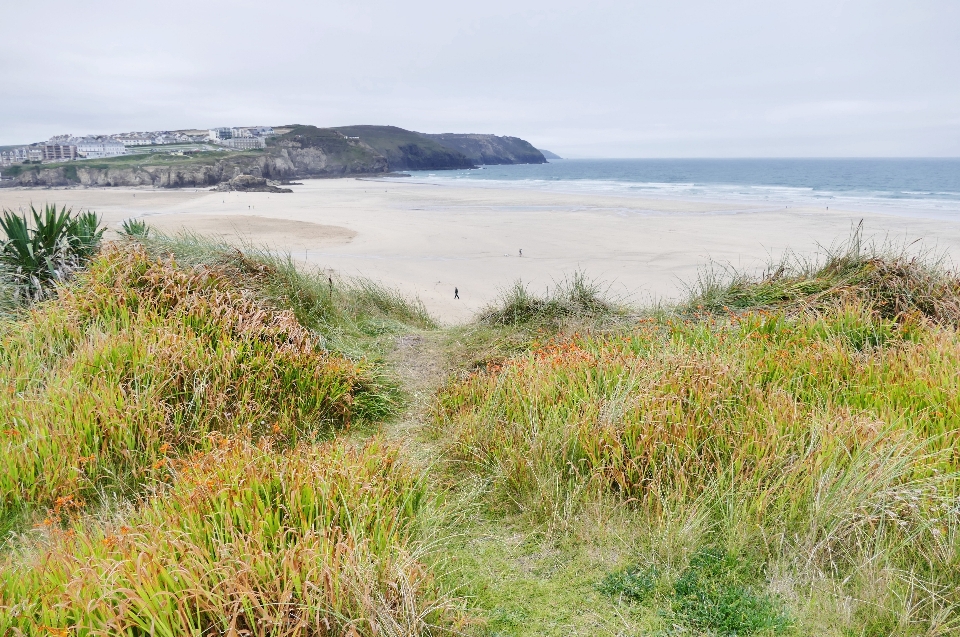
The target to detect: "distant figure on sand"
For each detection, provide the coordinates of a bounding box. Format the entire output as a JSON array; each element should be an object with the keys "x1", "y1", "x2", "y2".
[
  {"x1": 454, "y1": 287, "x2": 459, "y2": 299},
  {"x1": 519, "y1": 249, "x2": 523, "y2": 257}
]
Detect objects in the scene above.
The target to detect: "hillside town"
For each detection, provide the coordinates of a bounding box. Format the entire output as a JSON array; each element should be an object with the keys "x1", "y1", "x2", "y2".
[{"x1": 0, "y1": 126, "x2": 275, "y2": 167}]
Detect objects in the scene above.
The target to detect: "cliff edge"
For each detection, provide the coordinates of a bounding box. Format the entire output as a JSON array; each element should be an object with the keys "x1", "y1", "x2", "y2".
[{"x1": 424, "y1": 133, "x2": 546, "y2": 165}]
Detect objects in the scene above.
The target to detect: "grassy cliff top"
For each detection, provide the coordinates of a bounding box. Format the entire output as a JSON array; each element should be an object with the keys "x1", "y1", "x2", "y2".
[{"x1": 1, "y1": 149, "x2": 252, "y2": 176}]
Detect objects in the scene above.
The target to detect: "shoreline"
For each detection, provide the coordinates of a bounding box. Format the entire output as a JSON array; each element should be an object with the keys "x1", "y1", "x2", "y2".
[{"x1": 4, "y1": 177, "x2": 960, "y2": 324}]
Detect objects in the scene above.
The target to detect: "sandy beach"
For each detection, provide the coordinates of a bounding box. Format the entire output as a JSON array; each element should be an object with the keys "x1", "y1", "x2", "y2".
[{"x1": 3, "y1": 178, "x2": 960, "y2": 323}]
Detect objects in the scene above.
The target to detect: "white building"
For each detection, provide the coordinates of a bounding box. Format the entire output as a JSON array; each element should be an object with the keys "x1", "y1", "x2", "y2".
[
  {"x1": 74, "y1": 138, "x2": 126, "y2": 159},
  {"x1": 208, "y1": 127, "x2": 233, "y2": 141},
  {"x1": 231, "y1": 126, "x2": 274, "y2": 138},
  {"x1": 220, "y1": 137, "x2": 266, "y2": 150},
  {"x1": 116, "y1": 136, "x2": 153, "y2": 146}
]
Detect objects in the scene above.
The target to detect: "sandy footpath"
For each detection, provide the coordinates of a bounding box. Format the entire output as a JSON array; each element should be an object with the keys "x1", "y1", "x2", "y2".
[{"x1": 3, "y1": 179, "x2": 960, "y2": 323}]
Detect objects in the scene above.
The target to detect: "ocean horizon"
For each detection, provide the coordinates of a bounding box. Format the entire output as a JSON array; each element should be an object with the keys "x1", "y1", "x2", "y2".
[{"x1": 406, "y1": 158, "x2": 960, "y2": 221}]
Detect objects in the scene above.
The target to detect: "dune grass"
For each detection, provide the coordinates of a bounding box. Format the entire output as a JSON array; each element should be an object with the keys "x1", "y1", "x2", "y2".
[
  {"x1": 1, "y1": 438, "x2": 462, "y2": 635},
  {"x1": 684, "y1": 225, "x2": 960, "y2": 325},
  {"x1": 0, "y1": 244, "x2": 397, "y2": 534},
  {"x1": 3, "y1": 224, "x2": 960, "y2": 636},
  {"x1": 434, "y1": 240, "x2": 960, "y2": 635},
  {"x1": 478, "y1": 272, "x2": 624, "y2": 330},
  {"x1": 134, "y1": 230, "x2": 436, "y2": 356}
]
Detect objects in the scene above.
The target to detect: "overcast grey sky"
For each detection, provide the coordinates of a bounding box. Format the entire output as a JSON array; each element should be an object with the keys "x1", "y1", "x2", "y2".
[{"x1": 2, "y1": 0, "x2": 958, "y2": 156}]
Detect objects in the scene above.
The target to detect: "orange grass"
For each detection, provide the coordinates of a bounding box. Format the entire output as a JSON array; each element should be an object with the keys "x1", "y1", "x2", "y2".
[
  {"x1": 434, "y1": 302, "x2": 960, "y2": 630},
  {"x1": 0, "y1": 245, "x2": 394, "y2": 526},
  {"x1": 0, "y1": 438, "x2": 462, "y2": 635}
]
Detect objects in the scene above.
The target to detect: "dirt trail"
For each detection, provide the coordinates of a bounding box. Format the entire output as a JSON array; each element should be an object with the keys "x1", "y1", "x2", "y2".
[{"x1": 382, "y1": 330, "x2": 453, "y2": 466}]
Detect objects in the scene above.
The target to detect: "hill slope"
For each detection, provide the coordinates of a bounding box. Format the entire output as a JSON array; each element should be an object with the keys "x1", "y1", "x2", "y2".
[
  {"x1": 425, "y1": 133, "x2": 546, "y2": 165},
  {"x1": 332, "y1": 125, "x2": 475, "y2": 171}
]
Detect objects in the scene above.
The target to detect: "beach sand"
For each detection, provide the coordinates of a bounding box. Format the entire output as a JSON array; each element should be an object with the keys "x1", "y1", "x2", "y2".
[{"x1": 3, "y1": 179, "x2": 960, "y2": 323}]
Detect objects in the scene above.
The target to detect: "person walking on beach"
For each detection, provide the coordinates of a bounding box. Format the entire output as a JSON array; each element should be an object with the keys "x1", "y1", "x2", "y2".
[
  {"x1": 454, "y1": 287, "x2": 459, "y2": 299},
  {"x1": 519, "y1": 249, "x2": 523, "y2": 257}
]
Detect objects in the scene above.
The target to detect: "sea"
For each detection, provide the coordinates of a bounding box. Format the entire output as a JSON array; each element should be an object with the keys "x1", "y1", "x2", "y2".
[{"x1": 405, "y1": 158, "x2": 960, "y2": 221}]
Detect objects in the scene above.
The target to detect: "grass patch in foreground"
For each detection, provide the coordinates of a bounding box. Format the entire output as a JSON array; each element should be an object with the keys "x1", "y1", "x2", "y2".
[
  {"x1": 684, "y1": 225, "x2": 960, "y2": 324},
  {"x1": 0, "y1": 244, "x2": 395, "y2": 529},
  {"x1": 478, "y1": 272, "x2": 625, "y2": 330},
  {"x1": 435, "y1": 254, "x2": 960, "y2": 633},
  {"x1": 1, "y1": 438, "x2": 462, "y2": 634}
]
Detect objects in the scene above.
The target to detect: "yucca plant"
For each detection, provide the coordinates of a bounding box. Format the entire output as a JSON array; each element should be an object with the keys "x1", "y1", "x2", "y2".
[
  {"x1": 0, "y1": 204, "x2": 104, "y2": 300},
  {"x1": 119, "y1": 217, "x2": 150, "y2": 238}
]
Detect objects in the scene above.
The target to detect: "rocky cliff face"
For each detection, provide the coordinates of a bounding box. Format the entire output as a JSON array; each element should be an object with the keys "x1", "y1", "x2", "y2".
[
  {"x1": 1, "y1": 124, "x2": 544, "y2": 189},
  {"x1": 424, "y1": 133, "x2": 547, "y2": 165},
  {"x1": 0, "y1": 143, "x2": 387, "y2": 189}
]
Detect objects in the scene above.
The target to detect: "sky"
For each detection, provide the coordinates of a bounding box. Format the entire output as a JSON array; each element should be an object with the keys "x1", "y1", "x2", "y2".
[{"x1": 1, "y1": 0, "x2": 958, "y2": 157}]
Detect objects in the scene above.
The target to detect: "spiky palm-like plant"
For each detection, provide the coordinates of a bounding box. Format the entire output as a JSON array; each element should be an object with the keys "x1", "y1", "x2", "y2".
[{"x1": 0, "y1": 204, "x2": 105, "y2": 301}]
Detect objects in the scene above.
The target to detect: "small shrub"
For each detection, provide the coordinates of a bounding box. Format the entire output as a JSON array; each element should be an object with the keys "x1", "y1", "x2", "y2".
[
  {"x1": 672, "y1": 547, "x2": 790, "y2": 635},
  {"x1": 0, "y1": 204, "x2": 104, "y2": 301},
  {"x1": 119, "y1": 217, "x2": 150, "y2": 238},
  {"x1": 598, "y1": 565, "x2": 660, "y2": 603}
]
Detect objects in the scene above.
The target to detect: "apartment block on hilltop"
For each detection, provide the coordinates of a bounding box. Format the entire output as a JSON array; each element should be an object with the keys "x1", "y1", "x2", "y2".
[{"x1": 74, "y1": 138, "x2": 126, "y2": 159}]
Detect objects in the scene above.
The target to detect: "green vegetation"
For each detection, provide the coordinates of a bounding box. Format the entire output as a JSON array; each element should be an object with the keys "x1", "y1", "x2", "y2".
[
  {"x1": 0, "y1": 204, "x2": 104, "y2": 301},
  {"x1": 119, "y1": 217, "x2": 150, "y2": 238},
  {"x1": 332, "y1": 125, "x2": 475, "y2": 170},
  {"x1": 2, "y1": 438, "x2": 456, "y2": 633},
  {"x1": 2, "y1": 228, "x2": 958, "y2": 635}
]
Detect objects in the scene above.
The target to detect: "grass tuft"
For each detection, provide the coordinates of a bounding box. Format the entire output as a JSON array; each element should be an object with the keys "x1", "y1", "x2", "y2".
[
  {"x1": 479, "y1": 272, "x2": 624, "y2": 329},
  {"x1": 684, "y1": 224, "x2": 960, "y2": 325},
  {"x1": 135, "y1": 230, "x2": 436, "y2": 354},
  {"x1": 598, "y1": 564, "x2": 660, "y2": 603},
  {"x1": 671, "y1": 546, "x2": 791, "y2": 636}
]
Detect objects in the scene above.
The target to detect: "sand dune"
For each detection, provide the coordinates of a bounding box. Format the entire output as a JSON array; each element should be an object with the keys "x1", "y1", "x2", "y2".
[{"x1": 3, "y1": 179, "x2": 960, "y2": 323}]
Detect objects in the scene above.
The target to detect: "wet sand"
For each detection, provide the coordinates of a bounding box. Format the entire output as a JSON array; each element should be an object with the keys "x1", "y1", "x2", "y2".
[{"x1": 3, "y1": 179, "x2": 960, "y2": 323}]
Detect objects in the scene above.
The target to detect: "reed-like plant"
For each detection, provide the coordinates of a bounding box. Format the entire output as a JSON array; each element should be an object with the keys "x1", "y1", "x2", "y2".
[
  {"x1": 478, "y1": 272, "x2": 623, "y2": 328},
  {"x1": 0, "y1": 438, "x2": 460, "y2": 635},
  {"x1": 435, "y1": 264, "x2": 960, "y2": 632},
  {"x1": 0, "y1": 244, "x2": 396, "y2": 529}
]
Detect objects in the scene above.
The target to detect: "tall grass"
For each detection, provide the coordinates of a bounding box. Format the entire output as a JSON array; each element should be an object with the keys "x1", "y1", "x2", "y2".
[
  {"x1": 478, "y1": 272, "x2": 624, "y2": 329},
  {"x1": 0, "y1": 438, "x2": 461, "y2": 635},
  {"x1": 0, "y1": 245, "x2": 395, "y2": 529},
  {"x1": 684, "y1": 224, "x2": 960, "y2": 325},
  {"x1": 435, "y1": 256, "x2": 960, "y2": 633},
  {"x1": 132, "y1": 230, "x2": 436, "y2": 355}
]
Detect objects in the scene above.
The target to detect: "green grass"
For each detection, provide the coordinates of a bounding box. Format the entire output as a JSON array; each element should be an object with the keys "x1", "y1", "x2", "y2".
[
  {"x1": 434, "y1": 245, "x2": 960, "y2": 634},
  {"x1": 331, "y1": 125, "x2": 475, "y2": 170},
  {"x1": 2, "y1": 229, "x2": 960, "y2": 636},
  {"x1": 1, "y1": 438, "x2": 461, "y2": 634},
  {"x1": 0, "y1": 245, "x2": 397, "y2": 533},
  {"x1": 135, "y1": 230, "x2": 436, "y2": 357},
  {"x1": 683, "y1": 224, "x2": 960, "y2": 325}
]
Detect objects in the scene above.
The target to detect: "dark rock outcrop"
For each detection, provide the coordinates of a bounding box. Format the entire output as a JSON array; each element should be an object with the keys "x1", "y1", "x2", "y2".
[
  {"x1": 214, "y1": 175, "x2": 292, "y2": 193},
  {"x1": 424, "y1": 134, "x2": 547, "y2": 165}
]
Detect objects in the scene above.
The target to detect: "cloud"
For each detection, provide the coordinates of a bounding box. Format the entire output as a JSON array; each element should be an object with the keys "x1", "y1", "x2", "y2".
[{"x1": 1, "y1": 0, "x2": 957, "y2": 156}]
